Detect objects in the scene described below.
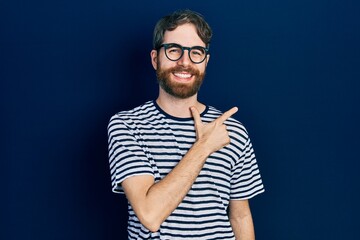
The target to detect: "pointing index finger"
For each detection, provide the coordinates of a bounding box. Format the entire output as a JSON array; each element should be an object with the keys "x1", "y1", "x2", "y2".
[{"x1": 217, "y1": 107, "x2": 238, "y2": 124}]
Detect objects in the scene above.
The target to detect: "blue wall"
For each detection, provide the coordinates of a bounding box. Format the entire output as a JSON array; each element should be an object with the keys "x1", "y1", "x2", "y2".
[{"x1": 1, "y1": 0, "x2": 359, "y2": 239}]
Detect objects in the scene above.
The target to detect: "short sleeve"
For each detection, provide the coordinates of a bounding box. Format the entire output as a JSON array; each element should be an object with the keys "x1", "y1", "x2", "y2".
[
  {"x1": 107, "y1": 115, "x2": 154, "y2": 194},
  {"x1": 230, "y1": 135, "x2": 264, "y2": 200}
]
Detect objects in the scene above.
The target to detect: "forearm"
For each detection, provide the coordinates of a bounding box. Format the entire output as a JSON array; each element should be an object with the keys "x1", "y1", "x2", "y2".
[
  {"x1": 124, "y1": 140, "x2": 211, "y2": 231},
  {"x1": 230, "y1": 214, "x2": 255, "y2": 240},
  {"x1": 229, "y1": 200, "x2": 255, "y2": 240},
  {"x1": 149, "y1": 141, "x2": 210, "y2": 213}
]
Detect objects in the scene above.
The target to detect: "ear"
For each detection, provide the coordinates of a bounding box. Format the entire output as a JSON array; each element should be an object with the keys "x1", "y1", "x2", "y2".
[
  {"x1": 150, "y1": 50, "x2": 158, "y2": 70},
  {"x1": 205, "y1": 54, "x2": 210, "y2": 67}
]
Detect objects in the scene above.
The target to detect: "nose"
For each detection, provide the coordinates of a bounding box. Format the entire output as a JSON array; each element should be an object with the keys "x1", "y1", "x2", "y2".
[{"x1": 177, "y1": 49, "x2": 191, "y2": 66}]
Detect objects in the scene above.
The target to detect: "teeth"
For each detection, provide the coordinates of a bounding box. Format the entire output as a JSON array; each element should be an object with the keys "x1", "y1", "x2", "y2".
[{"x1": 174, "y1": 72, "x2": 192, "y2": 78}]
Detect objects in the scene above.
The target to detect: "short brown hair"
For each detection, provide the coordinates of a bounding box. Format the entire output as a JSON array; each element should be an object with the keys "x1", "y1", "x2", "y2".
[{"x1": 153, "y1": 9, "x2": 212, "y2": 50}]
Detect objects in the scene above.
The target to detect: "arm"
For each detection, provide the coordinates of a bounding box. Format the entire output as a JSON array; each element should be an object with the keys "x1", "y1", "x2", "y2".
[
  {"x1": 121, "y1": 106, "x2": 238, "y2": 232},
  {"x1": 229, "y1": 200, "x2": 255, "y2": 240}
]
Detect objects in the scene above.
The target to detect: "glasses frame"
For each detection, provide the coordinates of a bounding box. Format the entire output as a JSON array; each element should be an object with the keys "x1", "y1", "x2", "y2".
[{"x1": 157, "y1": 43, "x2": 209, "y2": 64}]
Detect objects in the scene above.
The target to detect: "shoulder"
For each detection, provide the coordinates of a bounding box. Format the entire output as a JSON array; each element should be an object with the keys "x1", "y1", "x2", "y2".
[
  {"x1": 108, "y1": 101, "x2": 157, "y2": 126},
  {"x1": 112, "y1": 101, "x2": 155, "y2": 120},
  {"x1": 107, "y1": 101, "x2": 156, "y2": 136}
]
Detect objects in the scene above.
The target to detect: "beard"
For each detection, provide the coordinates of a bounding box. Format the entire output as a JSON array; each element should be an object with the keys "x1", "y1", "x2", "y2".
[{"x1": 156, "y1": 63, "x2": 205, "y2": 99}]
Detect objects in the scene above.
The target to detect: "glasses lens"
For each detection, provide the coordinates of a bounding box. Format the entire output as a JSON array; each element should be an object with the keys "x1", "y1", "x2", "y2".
[
  {"x1": 190, "y1": 47, "x2": 206, "y2": 63},
  {"x1": 165, "y1": 44, "x2": 183, "y2": 61}
]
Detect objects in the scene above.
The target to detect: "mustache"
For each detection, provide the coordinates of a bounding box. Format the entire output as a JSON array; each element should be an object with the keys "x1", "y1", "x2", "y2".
[{"x1": 169, "y1": 66, "x2": 199, "y2": 75}]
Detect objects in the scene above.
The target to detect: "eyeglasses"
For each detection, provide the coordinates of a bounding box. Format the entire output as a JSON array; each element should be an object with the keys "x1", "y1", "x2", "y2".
[{"x1": 157, "y1": 43, "x2": 209, "y2": 64}]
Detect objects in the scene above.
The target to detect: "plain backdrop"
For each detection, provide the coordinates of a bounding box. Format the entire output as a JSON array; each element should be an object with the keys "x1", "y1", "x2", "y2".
[{"x1": 1, "y1": 0, "x2": 359, "y2": 239}]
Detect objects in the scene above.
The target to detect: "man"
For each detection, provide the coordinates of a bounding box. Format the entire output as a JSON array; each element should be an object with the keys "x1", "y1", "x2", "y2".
[{"x1": 108, "y1": 9, "x2": 264, "y2": 239}]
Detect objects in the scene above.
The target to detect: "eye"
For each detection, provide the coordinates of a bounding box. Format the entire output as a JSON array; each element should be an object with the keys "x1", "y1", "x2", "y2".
[
  {"x1": 168, "y1": 47, "x2": 181, "y2": 54},
  {"x1": 191, "y1": 47, "x2": 205, "y2": 56},
  {"x1": 166, "y1": 44, "x2": 182, "y2": 54}
]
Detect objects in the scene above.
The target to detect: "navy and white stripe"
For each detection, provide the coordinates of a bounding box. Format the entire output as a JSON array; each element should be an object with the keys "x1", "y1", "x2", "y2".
[{"x1": 108, "y1": 100, "x2": 264, "y2": 239}]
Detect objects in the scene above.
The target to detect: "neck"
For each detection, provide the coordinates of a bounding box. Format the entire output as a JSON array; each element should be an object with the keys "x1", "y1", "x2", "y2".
[{"x1": 156, "y1": 89, "x2": 206, "y2": 118}]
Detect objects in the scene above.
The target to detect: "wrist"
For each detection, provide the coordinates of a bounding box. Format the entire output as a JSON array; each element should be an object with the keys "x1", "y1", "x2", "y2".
[{"x1": 193, "y1": 139, "x2": 213, "y2": 157}]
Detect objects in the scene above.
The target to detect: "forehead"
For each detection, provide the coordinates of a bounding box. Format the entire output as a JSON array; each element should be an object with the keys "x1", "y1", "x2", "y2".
[{"x1": 163, "y1": 23, "x2": 205, "y2": 47}]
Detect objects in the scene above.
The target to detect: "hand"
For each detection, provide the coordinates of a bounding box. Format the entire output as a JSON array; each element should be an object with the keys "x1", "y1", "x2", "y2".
[{"x1": 190, "y1": 106, "x2": 238, "y2": 154}]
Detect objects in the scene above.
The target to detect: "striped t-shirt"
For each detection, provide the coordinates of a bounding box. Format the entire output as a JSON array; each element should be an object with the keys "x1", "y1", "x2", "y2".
[{"x1": 107, "y1": 100, "x2": 264, "y2": 240}]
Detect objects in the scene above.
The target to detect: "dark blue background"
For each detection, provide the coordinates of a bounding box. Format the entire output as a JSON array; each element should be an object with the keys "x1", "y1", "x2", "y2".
[{"x1": 1, "y1": 0, "x2": 359, "y2": 239}]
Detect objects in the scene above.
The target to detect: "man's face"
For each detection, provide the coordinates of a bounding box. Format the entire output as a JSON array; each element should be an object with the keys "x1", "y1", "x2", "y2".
[{"x1": 151, "y1": 23, "x2": 209, "y2": 99}]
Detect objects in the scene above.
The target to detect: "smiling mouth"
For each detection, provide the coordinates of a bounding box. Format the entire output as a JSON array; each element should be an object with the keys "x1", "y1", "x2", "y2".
[{"x1": 173, "y1": 72, "x2": 193, "y2": 80}]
